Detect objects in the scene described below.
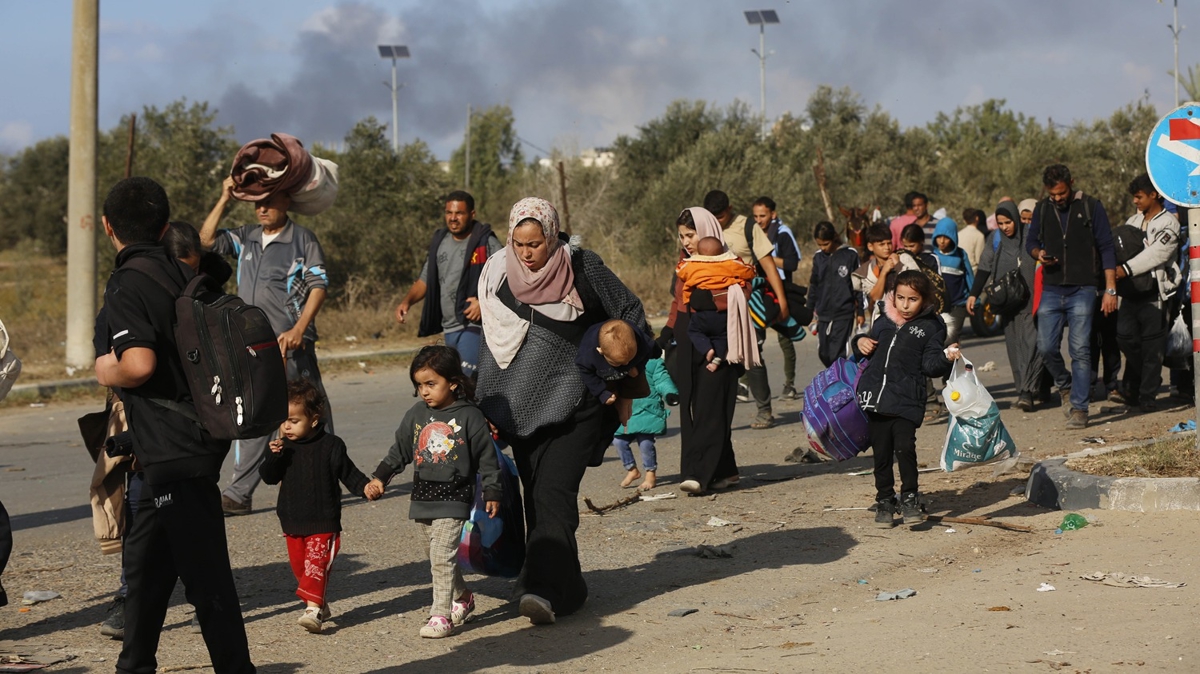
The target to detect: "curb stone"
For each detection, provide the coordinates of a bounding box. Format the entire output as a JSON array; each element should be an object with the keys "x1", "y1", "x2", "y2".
[{"x1": 1026, "y1": 431, "x2": 1200, "y2": 512}]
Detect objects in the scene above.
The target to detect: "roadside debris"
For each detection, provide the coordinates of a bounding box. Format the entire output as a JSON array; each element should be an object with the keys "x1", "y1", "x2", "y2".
[
  {"x1": 875, "y1": 589, "x2": 916, "y2": 601},
  {"x1": 1037, "y1": 583, "x2": 1056, "y2": 592},
  {"x1": 668, "y1": 608, "x2": 699, "y2": 617},
  {"x1": 21, "y1": 591, "x2": 60, "y2": 605},
  {"x1": 1081, "y1": 572, "x2": 1185, "y2": 589}
]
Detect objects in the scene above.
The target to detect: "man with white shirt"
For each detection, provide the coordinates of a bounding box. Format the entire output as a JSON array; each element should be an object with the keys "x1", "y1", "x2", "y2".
[{"x1": 1115, "y1": 173, "x2": 1181, "y2": 412}]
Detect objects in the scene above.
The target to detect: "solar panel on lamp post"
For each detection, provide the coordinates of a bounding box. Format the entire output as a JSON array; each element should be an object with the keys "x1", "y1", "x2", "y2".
[
  {"x1": 377, "y1": 45, "x2": 411, "y2": 153},
  {"x1": 745, "y1": 10, "x2": 779, "y2": 141}
]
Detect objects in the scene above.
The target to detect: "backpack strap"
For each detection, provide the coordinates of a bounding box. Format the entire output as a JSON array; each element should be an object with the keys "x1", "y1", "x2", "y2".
[
  {"x1": 744, "y1": 217, "x2": 766, "y2": 277},
  {"x1": 123, "y1": 256, "x2": 185, "y2": 296}
]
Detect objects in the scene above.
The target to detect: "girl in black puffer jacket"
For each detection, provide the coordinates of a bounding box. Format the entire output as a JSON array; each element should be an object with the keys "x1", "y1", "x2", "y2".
[{"x1": 853, "y1": 270, "x2": 960, "y2": 528}]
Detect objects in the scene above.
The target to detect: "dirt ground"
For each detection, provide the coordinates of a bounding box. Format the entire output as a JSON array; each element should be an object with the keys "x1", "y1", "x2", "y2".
[{"x1": 2, "y1": 334, "x2": 1199, "y2": 673}]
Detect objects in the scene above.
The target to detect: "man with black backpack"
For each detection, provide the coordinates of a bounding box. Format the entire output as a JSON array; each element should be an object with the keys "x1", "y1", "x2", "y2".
[
  {"x1": 202, "y1": 176, "x2": 332, "y2": 516},
  {"x1": 96, "y1": 177, "x2": 255, "y2": 674},
  {"x1": 1114, "y1": 174, "x2": 1181, "y2": 412},
  {"x1": 703, "y1": 190, "x2": 789, "y2": 430},
  {"x1": 1026, "y1": 164, "x2": 1118, "y2": 429}
]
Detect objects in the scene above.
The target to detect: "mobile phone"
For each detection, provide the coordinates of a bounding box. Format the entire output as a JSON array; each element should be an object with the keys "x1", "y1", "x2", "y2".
[{"x1": 1042, "y1": 255, "x2": 1058, "y2": 264}]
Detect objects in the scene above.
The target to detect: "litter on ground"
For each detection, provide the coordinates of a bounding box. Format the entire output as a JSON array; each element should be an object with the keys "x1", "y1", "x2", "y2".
[{"x1": 1081, "y1": 572, "x2": 1185, "y2": 589}]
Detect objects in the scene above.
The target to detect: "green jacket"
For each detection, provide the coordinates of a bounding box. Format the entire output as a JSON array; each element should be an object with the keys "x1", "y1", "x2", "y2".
[{"x1": 617, "y1": 358, "x2": 677, "y2": 436}]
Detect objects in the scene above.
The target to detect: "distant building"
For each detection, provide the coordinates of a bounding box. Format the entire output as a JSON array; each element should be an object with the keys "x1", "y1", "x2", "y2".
[{"x1": 536, "y1": 147, "x2": 615, "y2": 169}]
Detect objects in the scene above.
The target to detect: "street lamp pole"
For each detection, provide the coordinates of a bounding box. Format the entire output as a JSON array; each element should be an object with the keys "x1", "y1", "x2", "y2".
[
  {"x1": 377, "y1": 45, "x2": 410, "y2": 153},
  {"x1": 745, "y1": 10, "x2": 780, "y2": 142}
]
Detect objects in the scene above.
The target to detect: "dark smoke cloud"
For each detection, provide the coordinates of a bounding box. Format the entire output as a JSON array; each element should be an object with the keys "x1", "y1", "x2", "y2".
[{"x1": 207, "y1": 0, "x2": 1180, "y2": 157}]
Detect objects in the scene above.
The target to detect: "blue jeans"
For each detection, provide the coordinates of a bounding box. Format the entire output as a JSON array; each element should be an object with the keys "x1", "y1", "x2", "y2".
[
  {"x1": 445, "y1": 327, "x2": 481, "y2": 377},
  {"x1": 613, "y1": 433, "x2": 657, "y2": 471},
  {"x1": 1036, "y1": 286, "x2": 1095, "y2": 412}
]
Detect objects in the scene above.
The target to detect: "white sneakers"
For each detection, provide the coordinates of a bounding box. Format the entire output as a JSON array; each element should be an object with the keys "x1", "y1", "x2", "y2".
[
  {"x1": 679, "y1": 479, "x2": 703, "y2": 494},
  {"x1": 298, "y1": 604, "x2": 331, "y2": 633}
]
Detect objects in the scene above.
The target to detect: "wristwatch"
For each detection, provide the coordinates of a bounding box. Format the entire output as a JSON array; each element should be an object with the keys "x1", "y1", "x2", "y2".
[{"x1": 1104, "y1": 288, "x2": 1117, "y2": 297}]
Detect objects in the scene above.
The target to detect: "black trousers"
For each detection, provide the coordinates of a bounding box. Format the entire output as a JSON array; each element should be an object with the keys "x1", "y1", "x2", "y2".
[
  {"x1": 0, "y1": 499, "x2": 11, "y2": 607},
  {"x1": 687, "y1": 309, "x2": 727, "y2": 360},
  {"x1": 670, "y1": 311, "x2": 742, "y2": 489},
  {"x1": 867, "y1": 413, "x2": 919, "y2": 501},
  {"x1": 1090, "y1": 298, "x2": 1121, "y2": 391},
  {"x1": 1116, "y1": 295, "x2": 1168, "y2": 404},
  {"x1": 117, "y1": 475, "x2": 254, "y2": 674},
  {"x1": 507, "y1": 400, "x2": 609, "y2": 617},
  {"x1": 817, "y1": 318, "x2": 854, "y2": 368}
]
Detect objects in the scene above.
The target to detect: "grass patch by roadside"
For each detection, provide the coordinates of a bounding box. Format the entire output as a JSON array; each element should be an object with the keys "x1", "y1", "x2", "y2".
[{"x1": 1067, "y1": 438, "x2": 1200, "y2": 478}]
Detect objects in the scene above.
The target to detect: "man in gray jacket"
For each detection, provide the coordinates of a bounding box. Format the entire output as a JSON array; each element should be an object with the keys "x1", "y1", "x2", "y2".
[
  {"x1": 202, "y1": 177, "x2": 332, "y2": 515},
  {"x1": 1115, "y1": 174, "x2": 1181, "y2": 412}
]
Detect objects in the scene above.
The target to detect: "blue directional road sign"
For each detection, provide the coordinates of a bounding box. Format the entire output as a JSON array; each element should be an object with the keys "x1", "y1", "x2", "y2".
[{"x1": 1147, "y1": 103, "x2": 1200, "y2": 208}]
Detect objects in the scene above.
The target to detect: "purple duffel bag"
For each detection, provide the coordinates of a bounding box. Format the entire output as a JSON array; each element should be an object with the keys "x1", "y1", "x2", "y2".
[{"x1": 802, "y1": 357, "x2": 870, "y2": 461}]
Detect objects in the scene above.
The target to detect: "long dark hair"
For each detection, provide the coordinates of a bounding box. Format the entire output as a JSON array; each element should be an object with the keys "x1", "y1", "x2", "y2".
[{"x1": 410, "y1": 345, "x2": 475, "y2": 402}]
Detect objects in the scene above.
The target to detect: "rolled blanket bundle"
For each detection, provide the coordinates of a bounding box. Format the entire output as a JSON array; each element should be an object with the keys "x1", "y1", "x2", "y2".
[{"x1": 230, "y1": 132, "x2": 338, "y2": 215}]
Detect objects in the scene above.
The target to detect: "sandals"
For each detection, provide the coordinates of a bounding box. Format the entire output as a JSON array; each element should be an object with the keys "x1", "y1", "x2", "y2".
[{"x1": 750, "y1": 416, "x2": 774, "y2": 430}]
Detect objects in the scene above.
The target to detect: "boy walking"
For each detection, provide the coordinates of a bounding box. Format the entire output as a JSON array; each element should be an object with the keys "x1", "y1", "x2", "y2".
[
  {"x1": 96, "y1": 177, "x2": 254, "y2": 674},
  {"x1": 1116, "y1": 174, "x2": 1181, "y2": 412}
]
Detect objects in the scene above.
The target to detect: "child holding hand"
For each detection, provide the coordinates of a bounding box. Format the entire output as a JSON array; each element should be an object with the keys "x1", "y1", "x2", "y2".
[
  {"x1": 259, "y1": 380, "x2": 372, "y2": 634},
  {"x1": 365, "y1": 345, "x2": 501, "y2": 639}
]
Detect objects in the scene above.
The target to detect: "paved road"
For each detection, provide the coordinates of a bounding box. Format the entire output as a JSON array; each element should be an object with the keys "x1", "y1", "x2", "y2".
[{"x1": 0, "y1": 328, "x2": 1014, "y2": 536}]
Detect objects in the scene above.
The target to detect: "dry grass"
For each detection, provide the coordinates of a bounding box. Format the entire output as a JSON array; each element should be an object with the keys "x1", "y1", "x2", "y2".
[
  {"x1": 0, "y1": 247, "x2": 80, "y2": 382},
  {"x1": 1068, "y1": 438, "x2": 1200, "y2": 478},
  {"x1": 2, "y1": 250, "x2": 673, "y2": 385}
]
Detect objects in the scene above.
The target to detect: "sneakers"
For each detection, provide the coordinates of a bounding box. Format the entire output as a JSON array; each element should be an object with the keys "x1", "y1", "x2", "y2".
[
  {"x1": 780, "y1": 385, "x2": 800, "y2": 400},
  {"x1": 1059, "y1": 388, "x2": 1072, "y2": 419},
  {"x1": 451, "y1": 591, "x2": 475, "y2": 625},
  {"x1": 518, "y1": 594, "x2": 556, "y2": 625},
  {"x1": 298, "y1": 606, "x2": 324, "y2": 633},
  {"x1": 874, "y1": 499, "x2": 896, "y2": 528},
  {"x1": 679, "y1": 479, "x2": 703, "y2": 495},
  {"x1": 736, "y1": 383, "x2": 752, "y2": 403},
  {"x1": 750, "y1": 414, "x2": 775, "y2": 430},
  {"x1": 100, "y1": 596, "x2": 125, "y2": 639},
  {"x1": 1015, "y1": 393, "x2": 1034, "y2": 413},
  {"x1": 1066, "y1": 409, "x2": 1089, "y2": 429},
  {"x1": 899, "y1": 493, "x2": 924, "y2": 525},
  {"x1": 221, "y1": 495, "x2": 251, "y2": 516},
  {"x1": 1107, "y1": 389, "x2": 1126, "y2": 404}
]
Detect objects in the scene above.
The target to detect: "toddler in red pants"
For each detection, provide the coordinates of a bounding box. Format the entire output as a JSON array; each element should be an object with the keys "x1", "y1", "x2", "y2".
[{"x1": 260, "y1": 380, "x2": 373, "y2": 633}]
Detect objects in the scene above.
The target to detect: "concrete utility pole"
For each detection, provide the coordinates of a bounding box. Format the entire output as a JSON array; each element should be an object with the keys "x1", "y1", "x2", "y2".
[
  {"x1": 376, "y1": 45, "x2": 410, "y2": 153},
  {"x1": 66, "y1": 0, "x2": 98, "y2": 369},
  {"x1": 1170, "y1": 0, "x2": 1184, "y2": 107},
  {"x1": 465, "y1": 104, "x2": 472, "y2": 190}
]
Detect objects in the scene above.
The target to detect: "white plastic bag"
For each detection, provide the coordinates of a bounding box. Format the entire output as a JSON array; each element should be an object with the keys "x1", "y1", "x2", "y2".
[
  {"x1": 0, "y1": 318, "x2": 23, "y2": 402},
  {"x1": 1166, "y1": 313, "x2": 1190, "y2": 361},
  {"x1": 942, "y1": 356, "x2": 992, "y2": 419}
]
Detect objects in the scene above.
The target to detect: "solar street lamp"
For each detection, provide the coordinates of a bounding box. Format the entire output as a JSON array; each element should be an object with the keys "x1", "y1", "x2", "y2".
[
  {"x1": 377, "y1": 45, "x2": 410, "y2": 153},
  {"x1": 745, "y1": 10, "x2": 779, "y2": 141}
]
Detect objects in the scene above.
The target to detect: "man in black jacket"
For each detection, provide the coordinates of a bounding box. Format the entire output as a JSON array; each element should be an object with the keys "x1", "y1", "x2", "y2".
[
  {"x1": 95, "y1": 177, "x2": 255, "y2": 674},
  {"x1": 396, "y1": 191, "x2": 501, "y2": 377},
  {"x1": 1026, "y1": 164, "x2": 1118, "y2": 430}
]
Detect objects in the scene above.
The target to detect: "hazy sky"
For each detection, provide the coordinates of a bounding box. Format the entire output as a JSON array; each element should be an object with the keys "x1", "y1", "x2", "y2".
[{"x1": 0, "y1": 1, "x2": 1193, "y2": 159}]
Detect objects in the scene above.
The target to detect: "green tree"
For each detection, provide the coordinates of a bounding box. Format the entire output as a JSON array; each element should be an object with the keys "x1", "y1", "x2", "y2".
[
  {"x1": 306, "y1": 117, "x2": 451, "y2": 293},
  {"x1": 0, "y1": 136, "x2": 70, "y2": 252},
  {"x1": 449, "y1": 105, "x2": 524, "y2": 225}
]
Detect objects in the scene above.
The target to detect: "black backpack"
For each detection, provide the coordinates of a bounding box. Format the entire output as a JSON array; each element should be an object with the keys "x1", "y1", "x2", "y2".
[
  {"x1": 1112, "y1": 223, "x2": 1157, "y2": 297},
  {"x1": 125, "y1": 258, "x2": 288, "y2": 440}
]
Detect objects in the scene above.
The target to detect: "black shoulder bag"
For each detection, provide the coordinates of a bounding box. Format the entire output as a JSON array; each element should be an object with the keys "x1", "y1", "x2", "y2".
[{"x1": 983, "y1": 228, "x2": 1031, "y2": 316}]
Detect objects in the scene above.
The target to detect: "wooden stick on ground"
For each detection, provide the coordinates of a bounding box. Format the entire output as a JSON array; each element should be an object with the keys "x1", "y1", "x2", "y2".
[
  {"x1": 583, "y1": 493, "x2": 641, "y2": 515},
  {"x1": 924, "y1": 515, "x2": 1033, "y2": 532}
]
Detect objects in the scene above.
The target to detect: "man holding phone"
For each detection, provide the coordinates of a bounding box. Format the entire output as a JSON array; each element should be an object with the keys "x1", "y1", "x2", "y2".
[{"x1": 1026, "y1": 164, "x2": 1118, "y2": 429}]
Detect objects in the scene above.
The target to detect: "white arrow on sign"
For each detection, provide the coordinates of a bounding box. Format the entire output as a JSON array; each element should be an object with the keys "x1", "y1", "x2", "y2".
[{"x1": 1156, "y1": 132, "x2": 1200, "y2": 176}]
